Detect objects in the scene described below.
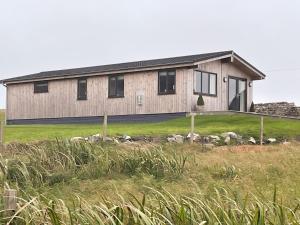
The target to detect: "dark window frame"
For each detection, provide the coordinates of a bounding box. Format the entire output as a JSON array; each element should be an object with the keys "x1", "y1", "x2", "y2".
[
  {"x1": 77, "y1": 78, "x2": 87, "y2": 100},
  {"x1": 34, "y1": 81, "x2": 48, "y2": 93},
  {"x1": 158, "y1": 70, "x2": 176, "y2": 95},
  {"x1": 193, "y1": 70, "x2": 217, "y2": 97},
  {"x1": 108, "y1": 75, "x2": 124, "y2": 98}
]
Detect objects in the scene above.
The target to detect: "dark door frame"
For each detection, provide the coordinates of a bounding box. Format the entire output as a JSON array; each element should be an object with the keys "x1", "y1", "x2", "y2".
[{"x1": 228, "y1": 76, "x2": 248, "y2": 112}]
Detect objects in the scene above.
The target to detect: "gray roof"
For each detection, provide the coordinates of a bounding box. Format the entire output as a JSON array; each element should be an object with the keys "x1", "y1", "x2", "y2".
[{"x1": 1, "y1": 50, "x2": 264, "y2": 84}]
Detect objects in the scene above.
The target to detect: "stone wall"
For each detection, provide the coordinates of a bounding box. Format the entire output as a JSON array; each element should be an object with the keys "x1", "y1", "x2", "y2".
[{"x1": 255, "y1": 102, "x2": 300, "y2": 117}]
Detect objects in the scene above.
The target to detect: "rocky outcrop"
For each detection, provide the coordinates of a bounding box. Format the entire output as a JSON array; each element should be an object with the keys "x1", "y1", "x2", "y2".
[{"x1": 255, "y1": 102, "x2": 300, "y2": 117}]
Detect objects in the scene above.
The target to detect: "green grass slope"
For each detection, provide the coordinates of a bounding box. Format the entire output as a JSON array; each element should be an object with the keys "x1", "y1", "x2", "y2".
[{"x1": 1, "y1": 110, "x2": 299, "y2": 142}]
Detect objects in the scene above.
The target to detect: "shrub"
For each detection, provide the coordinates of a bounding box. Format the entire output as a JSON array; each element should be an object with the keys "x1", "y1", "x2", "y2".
[
  {"x1": 250, "y1": 101, "x2": 255, "y2": 112},
  {"x1": 197, "y1": 94, "x2": 204, "y2": 106}
]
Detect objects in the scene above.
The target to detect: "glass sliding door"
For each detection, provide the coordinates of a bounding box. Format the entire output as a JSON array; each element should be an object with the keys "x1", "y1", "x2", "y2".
[
  {"x1": 228, "y1": 77, "x2": 247, "y2": 111},
  {"x1": 238, "y1": 80, "x2": 246, "y2": 111},
  {"x1": 228, "y1": 78, "x2": 238, "y2": 111}
]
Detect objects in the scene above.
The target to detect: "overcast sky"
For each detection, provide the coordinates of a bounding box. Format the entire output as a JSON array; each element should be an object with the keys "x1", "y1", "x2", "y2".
[{"x1": 1, "y1": 0, "x2": 300, "y2": 108}]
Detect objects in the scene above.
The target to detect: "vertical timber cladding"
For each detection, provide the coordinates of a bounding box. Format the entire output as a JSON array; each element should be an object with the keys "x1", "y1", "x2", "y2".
[
  {"x1": 6, "y1": 69, "x2": 189, "y2": 120},
  {"x1": 187, "y1": 60, "x2": 254, "y2": 112}
]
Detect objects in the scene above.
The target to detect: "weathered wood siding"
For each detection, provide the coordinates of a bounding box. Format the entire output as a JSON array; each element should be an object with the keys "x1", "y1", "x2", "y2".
[
  {"x1": 7, "y1": 69, "x2": 191, "y2": 120},
  {"x1": 186, "y1": 60, "x2": 253, "y2": 111},
  {"x1": 6, "y1": 60, "x2": 254, "y2": 120}
]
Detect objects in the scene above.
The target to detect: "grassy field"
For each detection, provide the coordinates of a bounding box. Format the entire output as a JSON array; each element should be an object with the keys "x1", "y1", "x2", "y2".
[
  {"x1": 1, "y1": 141, "x2": 300, "y2": 223},
  {"x1": 2, "y1": 113, "x2": 300, "y2": 143}
]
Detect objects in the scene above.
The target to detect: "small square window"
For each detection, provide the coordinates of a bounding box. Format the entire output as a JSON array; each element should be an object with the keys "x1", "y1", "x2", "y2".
[
  {"x1": 158, "y1": 70, "x2": 176, "y2": 94},
  {"x1": 34, "y1": 81, "x2": 48, "y2": 93}
]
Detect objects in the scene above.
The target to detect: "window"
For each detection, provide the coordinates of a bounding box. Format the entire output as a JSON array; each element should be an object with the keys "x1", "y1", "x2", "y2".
[
  {"x1": 34, "y1": 81, "x2": 48, "y2": 93},
  {"x1": 194, "y1": 71, "x2": 217, "y2": 96},
  {"x1": 158, "y1": 70, "x2": 176, "y2": 94},
  {"x1": 108, "y1": 75, "x2": 124, "y2": 98},
  {"x1": 77, "y1": 78, "x2": 87, "y2": 100}
]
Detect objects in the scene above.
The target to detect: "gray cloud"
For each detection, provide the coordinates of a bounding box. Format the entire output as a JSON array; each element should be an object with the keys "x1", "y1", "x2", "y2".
[{"x1": 1, "y1": 0, "x2": 300, "y2": 108}]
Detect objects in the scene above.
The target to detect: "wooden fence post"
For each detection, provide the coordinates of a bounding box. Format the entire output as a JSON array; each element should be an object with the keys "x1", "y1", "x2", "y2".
[
  {"x1": 3, "y1": 189, "x2": 17, "y2": 214},
  {"x1": 260, "y1": 116, "x2": 264, "y2": 145},
  {"x1": 190, "y1": 114, "x2": 195, "y2": 144},
  {"x1": 0, "y1": 121, "x2": 4, "y2": 146},
  {"x1": 102, "y1": 114, "x2": 108, "y2": 139}
]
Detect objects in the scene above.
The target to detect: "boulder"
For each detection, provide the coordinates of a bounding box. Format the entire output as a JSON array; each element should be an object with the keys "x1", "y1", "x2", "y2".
[
  {"x1": 209, "y1": 135, "x2": 221, "y2": 142},
  {"x1": 167, "y1": 134, "x2": 184, "y2": 143},
  {"x1": 248, "y1": 137, "x2": 256, "y2": 144},
  {"x1": 123, "y1": 135, "x2": 132, "y2": 141},
  {"x1": 131, "y1": 136, "x2": 146, "y2": 142},
  {"x1": 70, "y1": 137, "x2": 85, "y2": 142},
  {"x1": 113, "y1": 138, "x2": 120, "y2": 144},
  {"x1": 267, "y1": 138, "x2": 276, "y2": 143},
  {"x1": 224, "y1": 136, "x2": 231, "y2": 145},
  {"x1": 221, "y1": 132, "x2": 238, "y2": 139},
  {"x1": 88, "y1": 134, "x2": 101, "y2": 143},
  {"x1": 103, "y1": 137, "x2": 113, "y2": 142},
  {"x1": 187, "y1": 132, "x2": 200, "y2": 141},
  {"x1": 203, "y1": 136, "x2": 210, "y2": 143}
]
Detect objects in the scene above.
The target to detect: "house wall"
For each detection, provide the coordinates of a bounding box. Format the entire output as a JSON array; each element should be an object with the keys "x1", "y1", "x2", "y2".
[
  {"x1": 186, "y1": 60, "x2": 253, "y2": 111},
  {"x1": 6, "y1": 60, "x2": 254, "y2": 121},
  {"x1": 6, "y1": 68, "x2": 191, "y2": 120}
]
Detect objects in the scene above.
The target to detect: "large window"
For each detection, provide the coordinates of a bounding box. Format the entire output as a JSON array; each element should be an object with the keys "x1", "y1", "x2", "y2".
[
  {"x1": 77, "y1": 78, "x2": 87, "y2": 100},
  {"x1": 34, "y1": 81, "x2": 48, "y2": 93},
  {"x1": 194, "y1": 71, "x2": 217, "y2": 96},
  {"x1": 158, "y1": 70, "x2": 176, "y2": 94},
  {"x1": 108, "y1": 75, "x2": 124, "y2": 98}
]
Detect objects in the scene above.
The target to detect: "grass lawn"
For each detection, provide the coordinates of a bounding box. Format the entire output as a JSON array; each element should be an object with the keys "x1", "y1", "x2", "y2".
[{"x1": 3, "y1": 114, "x2": 300, "y2": 142}]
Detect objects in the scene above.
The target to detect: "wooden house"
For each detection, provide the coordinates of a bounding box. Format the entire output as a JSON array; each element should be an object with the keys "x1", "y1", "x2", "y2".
[{"x1": 1, "y1": 51, "x2": 265, "y2": 124}]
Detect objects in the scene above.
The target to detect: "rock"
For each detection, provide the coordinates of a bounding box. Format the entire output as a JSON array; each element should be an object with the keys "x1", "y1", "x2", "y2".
[
  {"x1": 167, "y1": 137, "x2": 176, "y2": 142},
  {"x1": 267, "y1": 138, "x2": 276, "y2": 143},
  {"x1": 209, "y1": 135, "x2": 221, "y2": 142},
  {"x1": 70, "y1": 137, "x2": 84, "y2": 142},
  {"x1": 282, "y1": 141, "x2": 290, "y2": 145},
  {"x1": 88, "y1": 134, "x2": 101, "y2": 143},
  {"x1": 248, "y1": 137, "x2": 256, "y2": 144},
  {"x1": 113, "y1": 138, "x2": 120, "y2": 144},
  {"x1": 122, "y1": 135, "x2": 131, "y2": 141},
  {"x1": 167, "y1": 134, "x2": 184, "y2": 143},
  {"x1": 131, "y1": 136, "x2": 146, "y2": 142},
  {"x1": 222, "y1": 132, "x2": 238, "y2": 139},
  {"x1": 187, "y1": 132, "x2": 200, "y2": 141},
  {"x1": 203, "y1": 136, "x2": 210, "y2": 143},
  {"x1": 103, "y1": 137, "x2": 113, "y2": 142},
  {"x1": 224, "y1": 136, "x2": 231, "y2": 145}
]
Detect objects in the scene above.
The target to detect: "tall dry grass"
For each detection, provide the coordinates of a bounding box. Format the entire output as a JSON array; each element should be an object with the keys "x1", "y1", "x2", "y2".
[{"x1": 1, "y1": 187, "x2": 299, "y2": 224}]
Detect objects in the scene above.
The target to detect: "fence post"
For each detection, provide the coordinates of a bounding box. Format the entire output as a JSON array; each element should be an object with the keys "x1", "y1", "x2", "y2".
[
  {"x1": 260, "y1": 116, "x2": 264, "y2": 145},
  {"x1": 3, "y1": 189, "x2": 17, "y2": 215},
  {"x1": 102, "y1": 113, "x2": 108, "y2": 139},
  {"x1": 190, "y1": 114, "x2": 195, "y2": 144},
  {"x1": 0, "y1": 121, "x2": 4, "y2": 146}
]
